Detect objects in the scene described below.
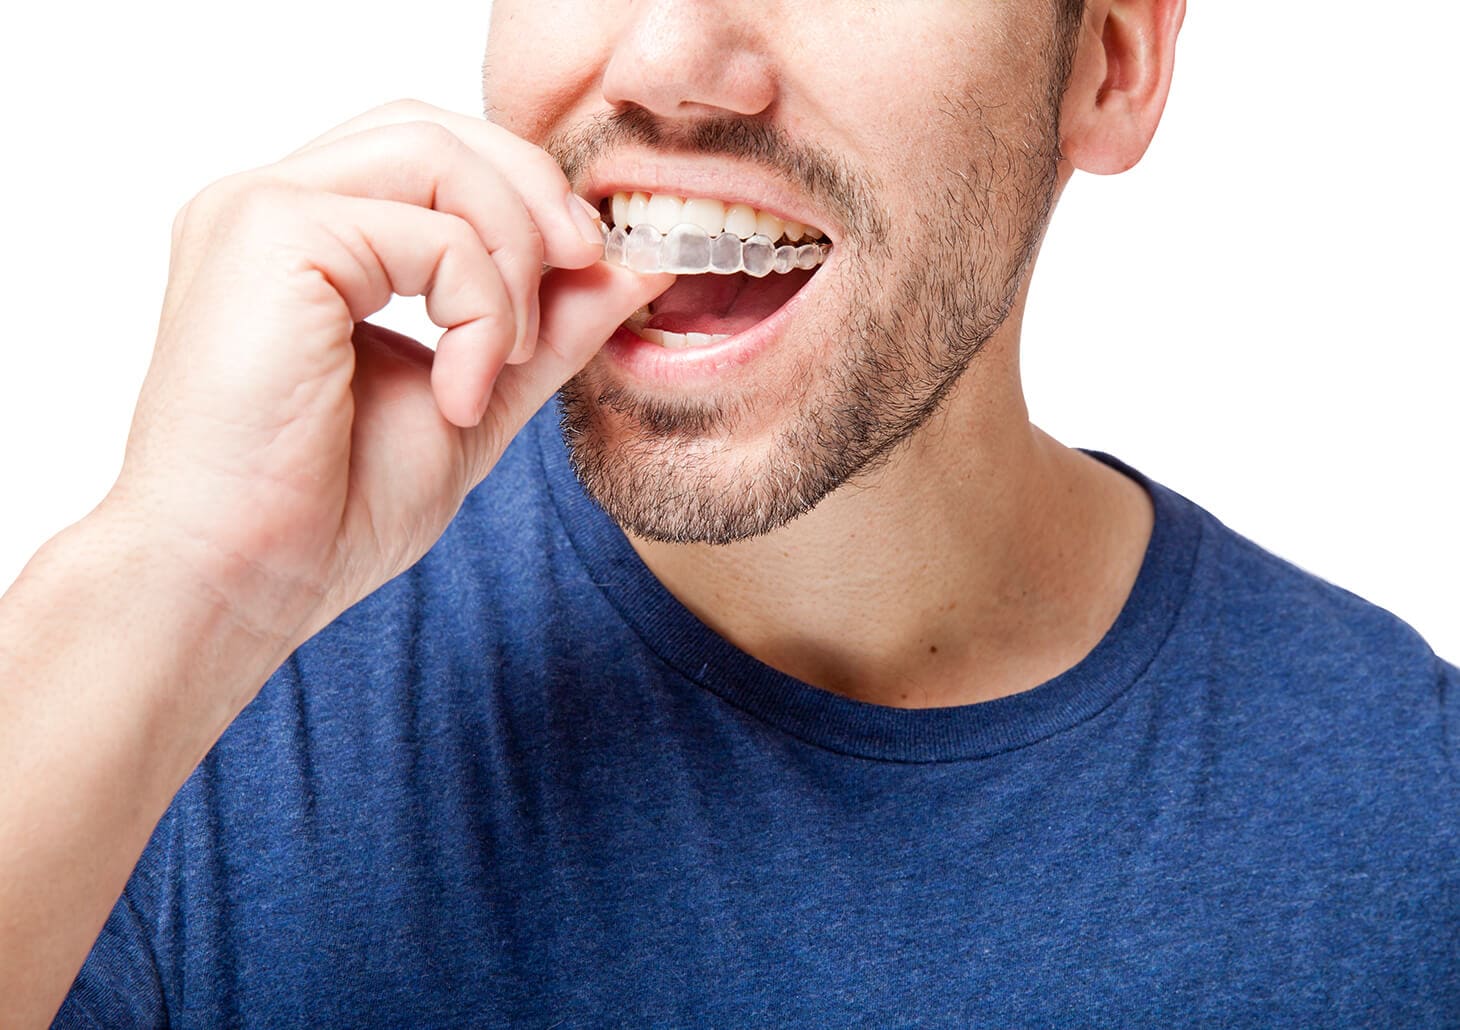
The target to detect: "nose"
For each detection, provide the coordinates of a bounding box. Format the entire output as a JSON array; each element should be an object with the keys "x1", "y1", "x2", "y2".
[{"x1": 601, "y1": 0, "x2": 777, "y2": 120}]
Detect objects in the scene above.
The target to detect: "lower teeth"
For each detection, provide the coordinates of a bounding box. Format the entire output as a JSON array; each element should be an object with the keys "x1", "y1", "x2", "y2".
[
  {"x1": 603, "y1": 223, "x2": 829, "y2": 276},
  {"x1": 640, "y1": 327, "x2": 731, "y2": 349},
  {"x1": 621, "y1": 307, "x2": 731, "y2": 350}
]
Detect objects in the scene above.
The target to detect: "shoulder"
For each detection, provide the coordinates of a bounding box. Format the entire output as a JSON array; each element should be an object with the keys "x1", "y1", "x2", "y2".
[
  {"x1": 1185, "y1": 496, "x2": 1444, "y2": 684},
  {"x1": 1092, "y1": 451, "x2": 1450, "y2": 696},
  {"x1": 1148, "y1": 479, "x2": 1458, "y2": 784}
]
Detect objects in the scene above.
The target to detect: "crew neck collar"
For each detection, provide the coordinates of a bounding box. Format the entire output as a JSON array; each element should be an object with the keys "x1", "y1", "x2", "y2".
[{"x1": 534, "y1": 401, "x2": 1202, "y2": 763}]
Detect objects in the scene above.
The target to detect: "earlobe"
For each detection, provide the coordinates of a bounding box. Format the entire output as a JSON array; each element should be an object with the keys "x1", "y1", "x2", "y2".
[{"x1": 1059, "y1": 0, "x2": 1186, "y2": 175}]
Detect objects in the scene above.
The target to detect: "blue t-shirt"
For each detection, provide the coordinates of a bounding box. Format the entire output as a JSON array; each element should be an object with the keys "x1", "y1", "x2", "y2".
[{"x1": 58, "y1": 400, "x2": 1459, "y2": 1027}]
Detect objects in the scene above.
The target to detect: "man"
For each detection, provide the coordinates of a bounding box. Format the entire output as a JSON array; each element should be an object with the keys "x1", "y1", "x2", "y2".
[{"x1": 2, "y1": 0, "x2": 1454, "y2": 1025}]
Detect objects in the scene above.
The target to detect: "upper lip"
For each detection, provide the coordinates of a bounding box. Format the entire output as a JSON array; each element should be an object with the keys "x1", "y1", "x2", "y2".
[{"x1": 579, "y1": 151, "x2": 840, "y2": 243}]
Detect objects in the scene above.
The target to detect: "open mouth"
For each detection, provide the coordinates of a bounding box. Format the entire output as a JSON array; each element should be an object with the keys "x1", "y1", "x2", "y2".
[{"x1": 598, "y1": 190, "x2": 833, "y2": 350}]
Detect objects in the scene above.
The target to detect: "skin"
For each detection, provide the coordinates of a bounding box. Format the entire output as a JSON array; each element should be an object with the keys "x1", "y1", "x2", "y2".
[
  {"x1": 486, "y1": 0, "x2": 1182, "y2": 705},
  {"x1": 0, "y1": 0, "x2": 1182, "y2": 1022}
]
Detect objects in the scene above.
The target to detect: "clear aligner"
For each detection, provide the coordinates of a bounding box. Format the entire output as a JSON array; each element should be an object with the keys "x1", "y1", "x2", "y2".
[{"x1": 603, "y1": 223, "x2": 829, "y2": 277}]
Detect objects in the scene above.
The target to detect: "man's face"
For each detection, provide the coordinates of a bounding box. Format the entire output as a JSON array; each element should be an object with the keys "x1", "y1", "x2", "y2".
[{"x1": 485, "y1": 1, "x2": 1076, "y2": 544}]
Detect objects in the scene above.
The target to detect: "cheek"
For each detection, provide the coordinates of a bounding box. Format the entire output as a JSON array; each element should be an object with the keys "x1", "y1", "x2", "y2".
[
  {"x1": 787, "y1": 5, "x2": 1046, "y2": 197},
  {"x1": 484, "y1": 2, "x2": 613, "y2": 139}
]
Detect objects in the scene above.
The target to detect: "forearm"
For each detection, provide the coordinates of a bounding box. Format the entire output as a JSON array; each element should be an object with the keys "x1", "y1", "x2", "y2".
[{"x1": 0, "y1": 505, "x2": 296, "y2": 1028}]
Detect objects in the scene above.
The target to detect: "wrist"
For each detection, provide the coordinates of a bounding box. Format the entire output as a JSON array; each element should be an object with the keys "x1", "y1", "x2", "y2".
[
  {"x1": 15, "y1": 501, "x2": 303, "y2": 748},
  {"x1": 86, "y1": 488, "x2": 325, "y2": 653}
]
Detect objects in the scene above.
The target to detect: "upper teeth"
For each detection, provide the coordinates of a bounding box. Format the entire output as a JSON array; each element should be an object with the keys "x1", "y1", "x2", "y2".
[{"x1": 608, "y1": 191, "x2": 826, "y2": 246}]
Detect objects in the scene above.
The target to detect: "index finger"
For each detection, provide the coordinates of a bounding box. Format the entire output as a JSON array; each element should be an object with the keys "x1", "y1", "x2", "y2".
[{"x1": 289, "y1": 100, "x2": 604, "y2": 270}]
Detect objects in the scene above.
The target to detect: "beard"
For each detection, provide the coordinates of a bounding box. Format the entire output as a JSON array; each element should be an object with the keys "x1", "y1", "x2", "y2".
[{"x1": 547, "y1": 78, "x2": 1066, "y2": 546}]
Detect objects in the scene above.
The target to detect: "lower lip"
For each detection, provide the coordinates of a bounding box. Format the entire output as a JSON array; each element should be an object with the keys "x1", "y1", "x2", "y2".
[{"x1": 600, "y1": 256, "x2": 832, "y2": 389}]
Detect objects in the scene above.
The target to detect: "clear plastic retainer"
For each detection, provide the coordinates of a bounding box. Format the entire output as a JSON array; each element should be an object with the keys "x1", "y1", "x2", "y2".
[{"x1": 603, "y1": 223, "x2": 830, "y2": 277}]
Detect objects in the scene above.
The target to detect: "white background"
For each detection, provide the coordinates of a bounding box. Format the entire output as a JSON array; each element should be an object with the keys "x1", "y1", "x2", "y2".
[{"x1": 1, "y1": 2, "x2": 1455, "y2": 660}]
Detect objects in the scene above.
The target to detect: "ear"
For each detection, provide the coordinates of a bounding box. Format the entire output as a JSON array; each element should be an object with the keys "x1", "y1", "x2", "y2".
[{"x1": 1058, "y1": 0, "x2": 1186, "y2": 175}]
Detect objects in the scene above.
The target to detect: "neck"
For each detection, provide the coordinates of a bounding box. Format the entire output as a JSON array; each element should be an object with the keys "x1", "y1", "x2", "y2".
[{"x1": 627, "y1": 313, "x2": 1154, "y2": 709}]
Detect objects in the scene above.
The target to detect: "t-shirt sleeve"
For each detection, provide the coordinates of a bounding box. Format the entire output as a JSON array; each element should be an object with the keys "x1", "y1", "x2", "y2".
[
  {"x1": 50, "y1": 886, "x2": 166, "y2": 1029},
  {"x1": 50, "y1": 812, "x2": 172, "y2": 1030},
  {"x1": 1440, "y1": 656, "x2": 1460, "y2": 787}
]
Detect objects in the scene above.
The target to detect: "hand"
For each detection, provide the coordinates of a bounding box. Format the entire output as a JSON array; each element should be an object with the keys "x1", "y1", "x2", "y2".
[{"x1": 105, "y1": 100, "x2": 667, "y2": 648}]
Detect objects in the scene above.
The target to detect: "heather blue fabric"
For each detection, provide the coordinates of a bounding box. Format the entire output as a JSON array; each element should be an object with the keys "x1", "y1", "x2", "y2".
[{"x1": 57, "y1": 399, "x2": 1459, "y2": 1028}]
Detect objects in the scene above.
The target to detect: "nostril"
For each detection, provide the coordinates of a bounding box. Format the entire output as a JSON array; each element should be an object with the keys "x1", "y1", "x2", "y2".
[{"x1": 600, "y1": 17, "x2": 778, "y2": 122}]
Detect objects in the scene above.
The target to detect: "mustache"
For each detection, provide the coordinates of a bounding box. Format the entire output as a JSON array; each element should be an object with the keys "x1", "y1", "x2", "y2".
[{"x1": 542, "y1": 107, "x2": 888, "y2": 244}]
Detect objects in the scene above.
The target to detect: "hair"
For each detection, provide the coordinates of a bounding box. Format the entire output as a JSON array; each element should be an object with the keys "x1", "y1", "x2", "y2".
[
  {"x1": 1045, "y1": 0, "x2": 1088, "y2": 125},
  {"x1": 1054, "y1": 0, "x2": 1087, "y2": 80},
  {"x1": 1059, "y1": 0, "x2": 1087, "y2": 32}
]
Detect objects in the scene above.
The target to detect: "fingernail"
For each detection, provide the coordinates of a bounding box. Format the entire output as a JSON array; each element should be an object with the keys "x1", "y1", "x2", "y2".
[{"x1": 567, "y1": 192, "x2": 606, "y2": 248}]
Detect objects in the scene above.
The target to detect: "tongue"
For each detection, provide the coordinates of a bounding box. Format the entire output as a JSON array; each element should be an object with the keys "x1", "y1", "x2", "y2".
[{"x1": 646, "y1": 268, "x2": 814, "y2": 336}]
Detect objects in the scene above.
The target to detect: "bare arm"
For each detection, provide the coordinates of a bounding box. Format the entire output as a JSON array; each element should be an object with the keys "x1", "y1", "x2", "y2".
[
  {"x1": 0, "y1": 100, "x2": 667, "y2": 1027},
  {"x1": 0, "y1": 508, "x2": 296, "y2": 1028}
]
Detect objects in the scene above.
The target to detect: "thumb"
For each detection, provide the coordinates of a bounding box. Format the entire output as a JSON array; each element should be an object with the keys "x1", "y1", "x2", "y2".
[{"x1": 477, "y1": 263, "x2": 672, "y2": 447}]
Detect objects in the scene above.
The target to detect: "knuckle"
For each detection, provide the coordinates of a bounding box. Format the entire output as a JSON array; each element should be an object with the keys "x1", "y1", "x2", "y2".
[
  {"x1": 191, "y1": 173, "x2": 253, "y2": 214},
  {"x1": 221, "y1": 178, "x2": 291, "y2": 224},
  {"x1": 185, "y1": 176, "x2": 234, "y2": 222},
  {"x1": 379, "y1": 97, "x2": 435, "y2": 120},
  {"x1": 189, "y1": 175, "x2": 300, "y2": 238},
  {"x1": 387, "y1": 119, "x2": 461, "y2": 158}
]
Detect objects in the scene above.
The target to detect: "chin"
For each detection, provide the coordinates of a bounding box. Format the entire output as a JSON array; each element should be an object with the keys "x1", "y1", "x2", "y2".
[{"x1": 558, "y1": 370, "x2": 838, "y2": 546}]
